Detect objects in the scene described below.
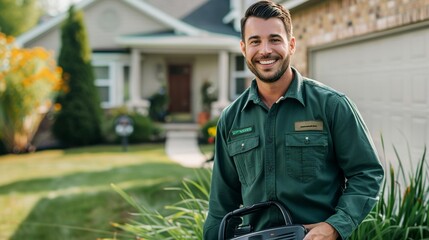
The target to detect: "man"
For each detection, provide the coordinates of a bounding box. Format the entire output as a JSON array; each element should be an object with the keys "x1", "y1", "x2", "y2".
[{"x1": 203, "y1": 1, "x2": 384, "y2": 240}]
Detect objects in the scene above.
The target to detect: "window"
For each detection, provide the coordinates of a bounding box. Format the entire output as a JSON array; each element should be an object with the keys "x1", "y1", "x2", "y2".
[
  {"x1": 94, "y1": 65, "x2": 113, "y2": 108},
  {"x1": 230, "y1": 55, "x2": 253, "y2": 99}
]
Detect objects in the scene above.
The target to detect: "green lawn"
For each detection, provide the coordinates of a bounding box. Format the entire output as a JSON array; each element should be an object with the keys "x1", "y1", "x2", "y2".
[{"x1": 0, "y1": 144, "x2": 202, "y2": 240}]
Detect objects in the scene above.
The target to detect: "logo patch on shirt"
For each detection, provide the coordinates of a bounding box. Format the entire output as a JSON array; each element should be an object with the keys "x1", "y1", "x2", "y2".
[
  {"x1": 231, "y1": 126, "x2": 254, "y2": 137},
  {"x1": 295, "y1": 121, "x2": 323, "y2": 131}
]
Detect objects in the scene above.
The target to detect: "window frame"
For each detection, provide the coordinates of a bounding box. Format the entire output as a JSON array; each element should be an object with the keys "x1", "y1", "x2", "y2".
[
  {"x1": 230, "y1": 54, "x2": 253, "y2": 100},
  {"x1": 93, "y1": 63, "x2": 115, "y2": 108}
]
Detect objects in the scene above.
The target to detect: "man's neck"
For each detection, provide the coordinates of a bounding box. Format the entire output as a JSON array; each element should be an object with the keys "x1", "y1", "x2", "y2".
[{"x1": 257, "y1": 67, "x2": 294, "y2": 109}]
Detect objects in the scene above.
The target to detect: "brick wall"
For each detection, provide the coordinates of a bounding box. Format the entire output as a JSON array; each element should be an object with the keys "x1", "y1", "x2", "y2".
[{"x1": 289, "y1": 0, "x2": 429, "y2": 75}]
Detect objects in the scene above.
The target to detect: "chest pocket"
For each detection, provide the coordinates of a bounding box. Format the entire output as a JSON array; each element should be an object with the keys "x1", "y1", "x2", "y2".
[
  {"x1": 285, "y1": 132, "x2": 328, "y2": 183},
  {"x1": 228, "y1": 136, "x2": 261, "y2": 186}
]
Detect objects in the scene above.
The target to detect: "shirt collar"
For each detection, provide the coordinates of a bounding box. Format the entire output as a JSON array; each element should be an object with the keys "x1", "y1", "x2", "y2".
[{"x1": 242, "y1": 67, "x2": 305, "y2": 111}]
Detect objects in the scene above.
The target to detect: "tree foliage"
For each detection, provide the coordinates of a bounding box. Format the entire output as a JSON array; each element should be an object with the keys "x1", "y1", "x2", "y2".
[
  {"x1": 0, "y1": 33, "x2": 63, "y2": 153},
  {"x1": 0, "y1": 0, "x2": 41, "y2": 36},
  {"x1": 52, "y1": 6, "x2": 102, "y2": 147}
]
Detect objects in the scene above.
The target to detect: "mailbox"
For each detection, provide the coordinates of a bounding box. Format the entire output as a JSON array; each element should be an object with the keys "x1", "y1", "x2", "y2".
[
  {"x1": 115, "y1": 115, "x2": 134, "y2": 151},
  {"x1": 115, "y1": 115, "x2": 134, "y2": 137}
]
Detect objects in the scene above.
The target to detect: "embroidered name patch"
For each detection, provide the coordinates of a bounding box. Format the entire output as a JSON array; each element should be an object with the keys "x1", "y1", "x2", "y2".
[
  {"x1": 231, "y1": 126, "x2": 254, "y2": 137},
  {"x1": 295, "y1": 121, "x2": 323, "y2": 131}
]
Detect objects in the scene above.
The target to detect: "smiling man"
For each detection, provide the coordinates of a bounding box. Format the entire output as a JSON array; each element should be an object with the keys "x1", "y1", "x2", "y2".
[{"x1": 203, "y1": 1, "x2": 384, "y2": 240}]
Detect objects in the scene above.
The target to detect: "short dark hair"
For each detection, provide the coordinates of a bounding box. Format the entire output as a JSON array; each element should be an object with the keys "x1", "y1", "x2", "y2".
[{"x1": 240, "y1": 0, "x2": 293, "y2": 42}]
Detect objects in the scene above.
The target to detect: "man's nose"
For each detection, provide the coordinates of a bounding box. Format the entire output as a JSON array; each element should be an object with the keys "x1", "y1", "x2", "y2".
[{"x1": 259, "y1": 41, "x2": 272, "y2": 55}]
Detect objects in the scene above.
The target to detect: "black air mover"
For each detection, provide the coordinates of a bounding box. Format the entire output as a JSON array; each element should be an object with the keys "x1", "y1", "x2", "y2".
[{"x1": 218, "y1": 201, "x2": 307, "y2": 240}]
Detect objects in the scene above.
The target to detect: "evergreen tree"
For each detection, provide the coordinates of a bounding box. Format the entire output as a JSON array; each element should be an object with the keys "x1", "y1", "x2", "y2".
[
  {"x1": 0, "y1": 0, "x2": 41, "y2": 36},
  {"x1": 53, "y1": 6, "x2": 102, "y2": 147}
]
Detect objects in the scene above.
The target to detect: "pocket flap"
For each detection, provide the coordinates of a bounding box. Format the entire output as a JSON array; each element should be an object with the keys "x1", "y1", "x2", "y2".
[
  {"x1": 285, "y1": 132, "x2": 327, "y2": 147},
  {"x1": 228, "y1": 136, "x2": 259, "y2": 156}
]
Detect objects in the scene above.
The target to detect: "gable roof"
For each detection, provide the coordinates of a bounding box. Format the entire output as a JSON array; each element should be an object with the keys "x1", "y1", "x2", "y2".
[
  {"x1": 16, "y1": 0, "x2": 204, "y2": 46},
  {"x1": 182, "y1": 0, "x2": 239, "y2": 37},
  {"x1": 114, "y1": 0, "x2": 241, "y2": 52}
]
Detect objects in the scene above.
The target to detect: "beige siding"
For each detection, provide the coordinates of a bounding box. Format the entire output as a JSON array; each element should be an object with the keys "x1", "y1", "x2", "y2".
[
  {"x1": 140, "y1": 54, "x2": 166, "y2": 99},
  {"x1": 24, "y1": 28, "x2": 62, "y2": 57},
  {"x1": 192, "y1": 54, "x2": 219, "y2": 117},
  {"x1": 145, "y1": 0, "x2": 208, "y2": 19},
  {"x1": 24, "y1": 0, "x2": 171, "y2": 52},
  {"x1": 85, "y1": 0, "x2": 169, "y2": 49}
]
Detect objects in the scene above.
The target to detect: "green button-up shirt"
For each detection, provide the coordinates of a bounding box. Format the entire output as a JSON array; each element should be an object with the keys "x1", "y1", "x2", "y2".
[{"x1": 203, "y1": 68, "x2": 384, "y2": 240}]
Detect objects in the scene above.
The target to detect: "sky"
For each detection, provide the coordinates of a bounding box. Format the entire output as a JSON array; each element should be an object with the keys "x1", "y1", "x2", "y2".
[{"x1": 45, "y1": 0, "x2": 83, "y2": 16}]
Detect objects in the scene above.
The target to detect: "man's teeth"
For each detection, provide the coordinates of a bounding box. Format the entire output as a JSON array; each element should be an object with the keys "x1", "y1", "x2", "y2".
[{"x1": 260, "y1": 60, "x2": 275, "y2": 65}]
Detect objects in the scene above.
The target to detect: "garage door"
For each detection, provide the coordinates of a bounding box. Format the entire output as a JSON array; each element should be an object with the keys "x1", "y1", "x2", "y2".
[{"x1": 310, "y1": 23, "x2": 429, "y2": 172}]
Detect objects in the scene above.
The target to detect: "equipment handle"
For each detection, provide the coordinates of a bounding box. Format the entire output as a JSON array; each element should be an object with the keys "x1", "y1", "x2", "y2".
[{"x1": 218, "y1": 201, "x2": 294, "y2": 240}]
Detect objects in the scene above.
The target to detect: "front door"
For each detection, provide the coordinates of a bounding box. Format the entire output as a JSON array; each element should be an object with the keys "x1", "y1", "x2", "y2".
[{"x1": 168, "y1": 64, "x2": 191, "y2": 113}]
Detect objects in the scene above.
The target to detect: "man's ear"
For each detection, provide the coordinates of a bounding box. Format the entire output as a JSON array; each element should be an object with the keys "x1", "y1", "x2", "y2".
[
  {"x1": 240, "y1": 40, "x2": 246, "y2": 56},
  {"x1": 289, "y1": 37, "x2": 296, "y2": 55}
]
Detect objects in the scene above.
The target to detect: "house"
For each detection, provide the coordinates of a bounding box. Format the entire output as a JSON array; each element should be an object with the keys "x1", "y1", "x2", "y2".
[
  {"x1": 18, "y1": 0, "x2": 429, "y2": 165},
  {"x1": 17, "y1": 0, "x2": 261, "y2": 122}
]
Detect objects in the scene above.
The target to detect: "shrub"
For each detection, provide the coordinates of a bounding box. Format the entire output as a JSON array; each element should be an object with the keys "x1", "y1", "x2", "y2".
[
  {"x1": 148, "y1": 87, "x2": 168, "y2": 122},
  {"x1": 201, "y1": 80, "x2": 217, "y2": 113},
  {"x1": 0, "y1": 33, "x2": 63, "y2": 153},
  {"x1": 52, "y1": 6, "x2": 102, "y2": 147}
]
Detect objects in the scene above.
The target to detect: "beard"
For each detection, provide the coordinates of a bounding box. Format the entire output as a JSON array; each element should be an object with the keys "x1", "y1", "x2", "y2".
[{"x1": 246, "y1": 54, "x2": 291, "y2": 83}]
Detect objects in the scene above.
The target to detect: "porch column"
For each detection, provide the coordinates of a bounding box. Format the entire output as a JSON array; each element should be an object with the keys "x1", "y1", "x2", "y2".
[
  {"x1": 130, "y1": 48, "x2": 141, "y2": 104},
  {"x1": 129, "y1": 48, "x2": 149, "y2": 114},
  {"x1": 212, "y1": 50, "x2": 230, "y2": 117}
]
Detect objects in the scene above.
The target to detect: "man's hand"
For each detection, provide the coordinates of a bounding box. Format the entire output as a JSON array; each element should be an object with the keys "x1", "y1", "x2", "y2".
[{"x1": 303, "y1": 222, "x2": 339, "y2": 240}]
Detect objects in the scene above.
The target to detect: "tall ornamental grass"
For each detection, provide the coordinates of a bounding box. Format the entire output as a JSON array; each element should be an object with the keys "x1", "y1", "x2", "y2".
[
  {"x1": 350, "y1": 140, "x2": 429, "y2": 239},
  {"x1": 111, "y1": 142, "x2": 428, "y2": 240},
  {"x1": 109, "y1": 169, "x2": 210, "y2": 240}
]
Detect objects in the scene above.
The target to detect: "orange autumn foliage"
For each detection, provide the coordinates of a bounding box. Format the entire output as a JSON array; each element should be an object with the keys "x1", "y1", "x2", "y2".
[{"x1": 0, "y1": 33, "x2": 63, "y2": 153}]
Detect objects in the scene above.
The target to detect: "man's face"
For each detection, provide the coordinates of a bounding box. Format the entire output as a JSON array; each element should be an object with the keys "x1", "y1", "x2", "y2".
[{"x1": 240, "y1": 17, "x2": 295, "y2": 83}]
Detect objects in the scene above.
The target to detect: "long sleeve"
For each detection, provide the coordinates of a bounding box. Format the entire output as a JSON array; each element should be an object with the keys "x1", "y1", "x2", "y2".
[{"x1": 325, "y1": 95, "x2": 384, "y2": 239}]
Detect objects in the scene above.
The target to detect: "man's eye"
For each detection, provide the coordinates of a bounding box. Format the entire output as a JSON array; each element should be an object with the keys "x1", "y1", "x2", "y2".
[{"x1": 249, "y1": 40, "x2": 259, "y2": 45}]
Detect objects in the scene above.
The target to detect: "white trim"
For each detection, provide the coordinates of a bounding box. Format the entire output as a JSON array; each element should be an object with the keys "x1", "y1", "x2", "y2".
[
  {"x1": 229, "y1": 54, "x2": 253, "y2": 99},
  {"x1": 93, "y1": 63, "x2": 115, "y2": 108},
  {"x1": 222, "y1": 0, "x2": 242, "y2": 32},
  {"x1": 116, "y1": 34, "x2": 241, "y2": 53}
]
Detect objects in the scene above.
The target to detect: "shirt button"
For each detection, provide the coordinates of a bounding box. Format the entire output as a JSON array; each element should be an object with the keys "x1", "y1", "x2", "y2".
[
  {"x1": 304, "y1": 136, "x2": 310, "y2": 144},
  {"x1": 241, "y1": 143, "x2": 245, "y2": 149}
]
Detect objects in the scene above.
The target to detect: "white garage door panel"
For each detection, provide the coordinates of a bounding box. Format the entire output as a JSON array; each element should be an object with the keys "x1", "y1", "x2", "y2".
[{"x1": 311, "y1": 25, "x2": 429, "y2": 171}]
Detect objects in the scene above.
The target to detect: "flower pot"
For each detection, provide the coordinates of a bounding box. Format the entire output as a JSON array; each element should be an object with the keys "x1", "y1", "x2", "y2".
[{"x1": 198, "y1": 111, "x2": 210, "y2": 125}]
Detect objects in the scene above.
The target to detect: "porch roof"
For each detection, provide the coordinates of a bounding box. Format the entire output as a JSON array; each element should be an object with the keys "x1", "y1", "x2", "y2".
[{"x1": 116, "y1": 32, "x2": 241, "y2": 54}]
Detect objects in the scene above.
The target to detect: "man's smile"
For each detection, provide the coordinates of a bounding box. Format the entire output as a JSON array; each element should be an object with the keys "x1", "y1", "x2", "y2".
[{"x1": 259, "y1": 59, "x2": 276, "y2": 65}]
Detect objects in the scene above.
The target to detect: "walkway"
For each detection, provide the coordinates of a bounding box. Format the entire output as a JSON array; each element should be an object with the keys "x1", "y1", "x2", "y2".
[{"x1": 164, "y1": 123, "x2": 209, "y2": 168}]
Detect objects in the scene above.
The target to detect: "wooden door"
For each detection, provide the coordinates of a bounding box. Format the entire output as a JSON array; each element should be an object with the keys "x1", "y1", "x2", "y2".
[{"x1": 168, "y1": 64, "x2": 191, "y2": 113}]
